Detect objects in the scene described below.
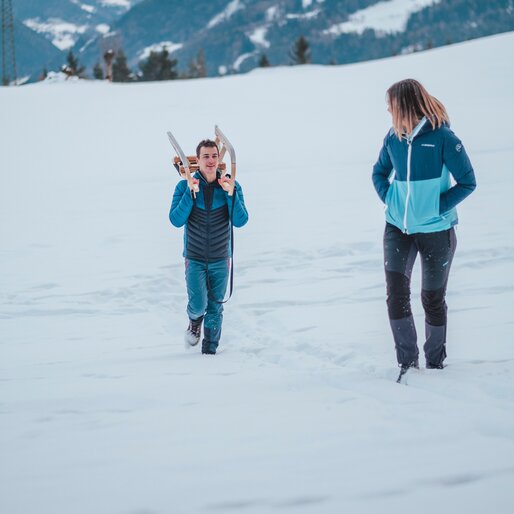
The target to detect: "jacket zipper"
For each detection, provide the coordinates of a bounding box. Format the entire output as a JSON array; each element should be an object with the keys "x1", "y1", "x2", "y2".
[
  {"x1": 205, "y1": 183, "x2": 212, "y2": 263},
  {"x1": 403, "y1": 138, "x2": 412, "y2": 233}
]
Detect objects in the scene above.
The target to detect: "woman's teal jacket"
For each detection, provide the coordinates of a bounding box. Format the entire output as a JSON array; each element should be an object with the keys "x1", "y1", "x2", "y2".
[{"x1": 372, "y1": 118, "x2": 476, "y2": 234}]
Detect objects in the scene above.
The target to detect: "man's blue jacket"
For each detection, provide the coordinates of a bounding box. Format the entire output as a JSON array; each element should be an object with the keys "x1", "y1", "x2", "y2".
[
  {"x1": 372, "y1": 117, "x2": 476, "y2": 234},
  {"x1": 169, "y1": 171, "x2": 248, "y2": 262}
]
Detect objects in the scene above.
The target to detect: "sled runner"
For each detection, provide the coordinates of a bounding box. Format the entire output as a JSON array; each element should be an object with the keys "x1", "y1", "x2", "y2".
[
  {"x1": 167, "y1": 131, "x2": 200, "y2": 196},
  {"x1": 167, "y1": 126, "x2": 237, "y2": 196},
  {"x1": 214, "y1": 125, "x2": 237, "y2": 196}
]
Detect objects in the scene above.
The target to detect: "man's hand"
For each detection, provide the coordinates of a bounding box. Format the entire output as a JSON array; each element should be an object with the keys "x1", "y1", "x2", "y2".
[
  {"x1": 218, "y1": 176, "x2": 233, "y2": 194},
  {"x1": 190, "y1": 178, "x2": 200, "y2": 193}
]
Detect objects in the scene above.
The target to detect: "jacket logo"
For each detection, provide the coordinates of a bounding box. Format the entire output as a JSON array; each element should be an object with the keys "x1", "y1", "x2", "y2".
[
  {"x1": 456, "y1": 144, "x2": 462, "y2": 152},
  {"x1": 421, "y1": 144, "x2": 435, "y2": 147}
]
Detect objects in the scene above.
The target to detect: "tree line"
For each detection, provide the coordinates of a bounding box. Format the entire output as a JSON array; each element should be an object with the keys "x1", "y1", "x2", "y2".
[{"x1": 47, "y1": 36, "x2": 313, "y2": 82}]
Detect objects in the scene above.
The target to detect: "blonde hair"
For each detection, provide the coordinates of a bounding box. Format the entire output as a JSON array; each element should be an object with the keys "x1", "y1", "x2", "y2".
[{"x1": 387, "y1": 79, "x2": 449, "y2": 138}]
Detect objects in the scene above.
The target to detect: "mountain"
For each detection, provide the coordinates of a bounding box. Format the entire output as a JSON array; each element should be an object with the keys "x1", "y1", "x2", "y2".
[
  {"x1": 5, "y1": 0, "x2": 514, "y2": 80},
  {"x1": 1, "y1": 0, "x2": 142, "y2": 80},
  {"x1": 76, "y1": 0, "x2": 514, "y2": 77},
  {"x1": 14, "y1": 0, "x2": 142, "y2": 51},
  {"x1": 0, "y1": 18, "x2": 64, "y2": 80}
]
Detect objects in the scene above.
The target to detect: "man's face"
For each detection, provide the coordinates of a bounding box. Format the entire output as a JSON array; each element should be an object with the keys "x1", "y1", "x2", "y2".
[{"x1": 198, "y1": 146, "x2": 219, "y2": 176}]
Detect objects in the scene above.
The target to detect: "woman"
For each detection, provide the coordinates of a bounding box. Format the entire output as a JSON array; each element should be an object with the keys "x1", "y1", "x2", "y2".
[{"x1": 372, "y1": 79, "x2": 476, "y2": 376}]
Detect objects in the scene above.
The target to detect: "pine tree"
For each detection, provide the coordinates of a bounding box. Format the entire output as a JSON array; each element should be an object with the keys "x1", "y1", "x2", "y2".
[
  {"x1": 290, "y1": 36, "x2": 311, "y2": 65},
  {"x1": 93, "y1": 62, "x2": 104, "y2": 80},
  {"x1": 112, "y1": 50, "x2": 133, "y2": 82},
  {"x1": 65, "y1": 50, "x2": 86, "y2": 77},
  {"x1": 258, "y1": 54, "x2": 270, "y2": 67},
  {"x1": 139, "y1": 47, "x2": 178, "y2": 81},
  {"x1": 187, "y1": 49, "x2": 207, "y2": 79},
  {"x1": 157, "y1": 47, "x2": 177, "y2": 80}
]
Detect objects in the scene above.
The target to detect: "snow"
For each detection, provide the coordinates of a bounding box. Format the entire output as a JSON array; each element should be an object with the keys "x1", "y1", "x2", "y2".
[
  {"x1": 100, "y1": 0, "x2": 131, "y2": 8},
  {"x1": 80, "y1": 3, "x2": 96, "y2": 14},
  {"x1": 79, "y1": 36, "x2": 96, "y2": 53},
  {"x1": 79, "y1": 4, "x2": 96, "y2": 14},
  {"x1": 325, "y1": 0, "x2": 441, "y2": 36},
  {"x1": 137, "y1": 41, "x2": 183, "y2": 61},
  {"x1": 207, "y1": 0, "x2": 244, "y2": 29},
  {"x1": 266, "y1": 5, "x2": 280, "y2": 22},
  {"x1": 1, "y1": 31, "x2": 514, "y2": 514},
  {"x1": 69, "y1": 0, "x2": 96, "y2": 14},
  {"x1": 286, "y1": 9, "x2": 321, "y2": 20},
  {"x1": 23, "y1": 18, "x2": 88, "y2": 50},
  {"x1": 95, "y1": 23, "x2": 110, "y2": 34},
  {"x1": 248, "y1": 26, "x2": 271, "y2": 48},
  {"x1": 41, "y1": 71, "x2": 81, "y2": 83},
  {"x1": 303, "y1": 0, "x2": 325, "y2": 6},
  {"x1": 233, "y1": 51, "x2": 256, "y2": 70}
]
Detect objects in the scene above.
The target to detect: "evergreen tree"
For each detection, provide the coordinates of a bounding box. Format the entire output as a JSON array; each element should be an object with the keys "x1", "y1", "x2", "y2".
[
  {"x1": 290, "y1": 36, "x2": 311, "y2": 65},
  {"x1": 187, "y1": 49, "x2": 207, "y2": 79},
  {"x1": 112, "y1": 50, "x2": 133, "y2": 82},
  {"x1": 258, "y1": 54, "x2": 270, "y2": 67},
  {"x1": 65, "y1": 50, "x2": 85, "y2": 77},
  {"x1": 139, "y1": 47, "x2": 178, "y2": 81},
  {"x1": 93, "y1": 62, "x2": 104, "y2": 80}
]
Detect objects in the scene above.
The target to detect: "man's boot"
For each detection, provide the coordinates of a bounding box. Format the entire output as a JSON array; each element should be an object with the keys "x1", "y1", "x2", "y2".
[{"x1": 185, "y1": 316, "x2": 204, "y2": 347}]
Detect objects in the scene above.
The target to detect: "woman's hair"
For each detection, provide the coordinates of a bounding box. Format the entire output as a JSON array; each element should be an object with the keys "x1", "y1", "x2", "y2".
[{"x1": 387, "y1": 79, "x2": 449, "y2": 138}]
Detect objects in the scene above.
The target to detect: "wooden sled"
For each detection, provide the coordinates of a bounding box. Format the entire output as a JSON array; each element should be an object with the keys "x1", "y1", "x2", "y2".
[{"x1": 167, "y1": 126, "x2": 237, "y2": 197}]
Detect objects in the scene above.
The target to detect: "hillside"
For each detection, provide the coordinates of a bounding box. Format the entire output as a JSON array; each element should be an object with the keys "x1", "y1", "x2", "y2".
[
  {"x1": 82, "y1": 0, "x2": 514, "y2": 75},
  {"x1": 1, "y1": 32, "x2": 514, "y2": 514},
  {"x1": 4, "y1": 0, "x2": 514, "y2": 80}
]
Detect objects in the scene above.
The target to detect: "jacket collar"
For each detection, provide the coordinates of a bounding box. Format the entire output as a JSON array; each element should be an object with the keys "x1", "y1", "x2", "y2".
[
  {"x1": 405, "y1": 116, "x2": 428, "y2": 142},
  {"x1": 194, "y1": 170, "x2": 219, "y2": 187}
]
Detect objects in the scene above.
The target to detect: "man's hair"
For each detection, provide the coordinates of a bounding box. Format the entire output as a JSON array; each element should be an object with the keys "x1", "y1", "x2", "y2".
[
  {"x1": 196, "y1": 139, "x2": 219, "y2": 158},
  {"x1": 387, "y1": 78, "x2": 449, "y2": 138}
]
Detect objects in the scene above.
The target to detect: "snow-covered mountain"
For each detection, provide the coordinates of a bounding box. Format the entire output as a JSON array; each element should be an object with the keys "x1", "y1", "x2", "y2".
[
  {"x1": 15, "y1": 0, "x2": 141, "y2": 50},
  {"x1": 77, "y1": 0, "x2": 514, "y2": 76},
  {"x1": 0, "y1": 0, "x2": 142, "y2": 78},
  {"x1": 5, "y1": 0, "x2": 514, "y2": 80},
  {"x1": 1, "y1": 31, "x2": 514, "y2": 514}
]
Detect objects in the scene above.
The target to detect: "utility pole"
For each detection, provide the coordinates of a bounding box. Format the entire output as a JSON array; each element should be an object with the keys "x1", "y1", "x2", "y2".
[
  {"x1": 101, "y1": 32, "x2": 121, "y2": 82},
  {"x1": 1, "y1": 0, "x2": 17, "y2": 85}
]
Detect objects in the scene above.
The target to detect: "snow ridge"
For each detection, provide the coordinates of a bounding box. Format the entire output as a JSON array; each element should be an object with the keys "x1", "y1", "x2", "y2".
[
  {"x1": 207, "y1": 0, "x2": 245, "y2": 29},
  {"x1": 325, "y1": 0, "x2": 441, "y2": 36}
]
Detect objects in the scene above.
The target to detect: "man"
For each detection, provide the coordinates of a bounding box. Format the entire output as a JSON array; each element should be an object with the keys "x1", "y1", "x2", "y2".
[{"x1": 169, "y1": 139, "x2": 248, "y2": 354}]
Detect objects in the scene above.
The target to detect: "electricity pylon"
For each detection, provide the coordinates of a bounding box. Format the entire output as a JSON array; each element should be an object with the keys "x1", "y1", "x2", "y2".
[{"x1": 1, "y1": 0, "x2": 17, "y2": 86}]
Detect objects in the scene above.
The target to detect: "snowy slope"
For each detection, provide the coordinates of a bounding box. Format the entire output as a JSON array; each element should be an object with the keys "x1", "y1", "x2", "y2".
[
  {"x1": 326, "y1": 0, "x2": 441, "y2": 36},
  {"x1": 1, "y1": 32, "x2": 514, "y2": 514},
  {"x1": 17, "y1": 0, "x2": 138, "y2": 48}
]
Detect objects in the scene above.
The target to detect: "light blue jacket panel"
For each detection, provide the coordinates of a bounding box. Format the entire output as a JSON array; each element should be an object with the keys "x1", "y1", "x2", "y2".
[{"x1": 373, "y1": 119, "x2": 476, "y2": 234}]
